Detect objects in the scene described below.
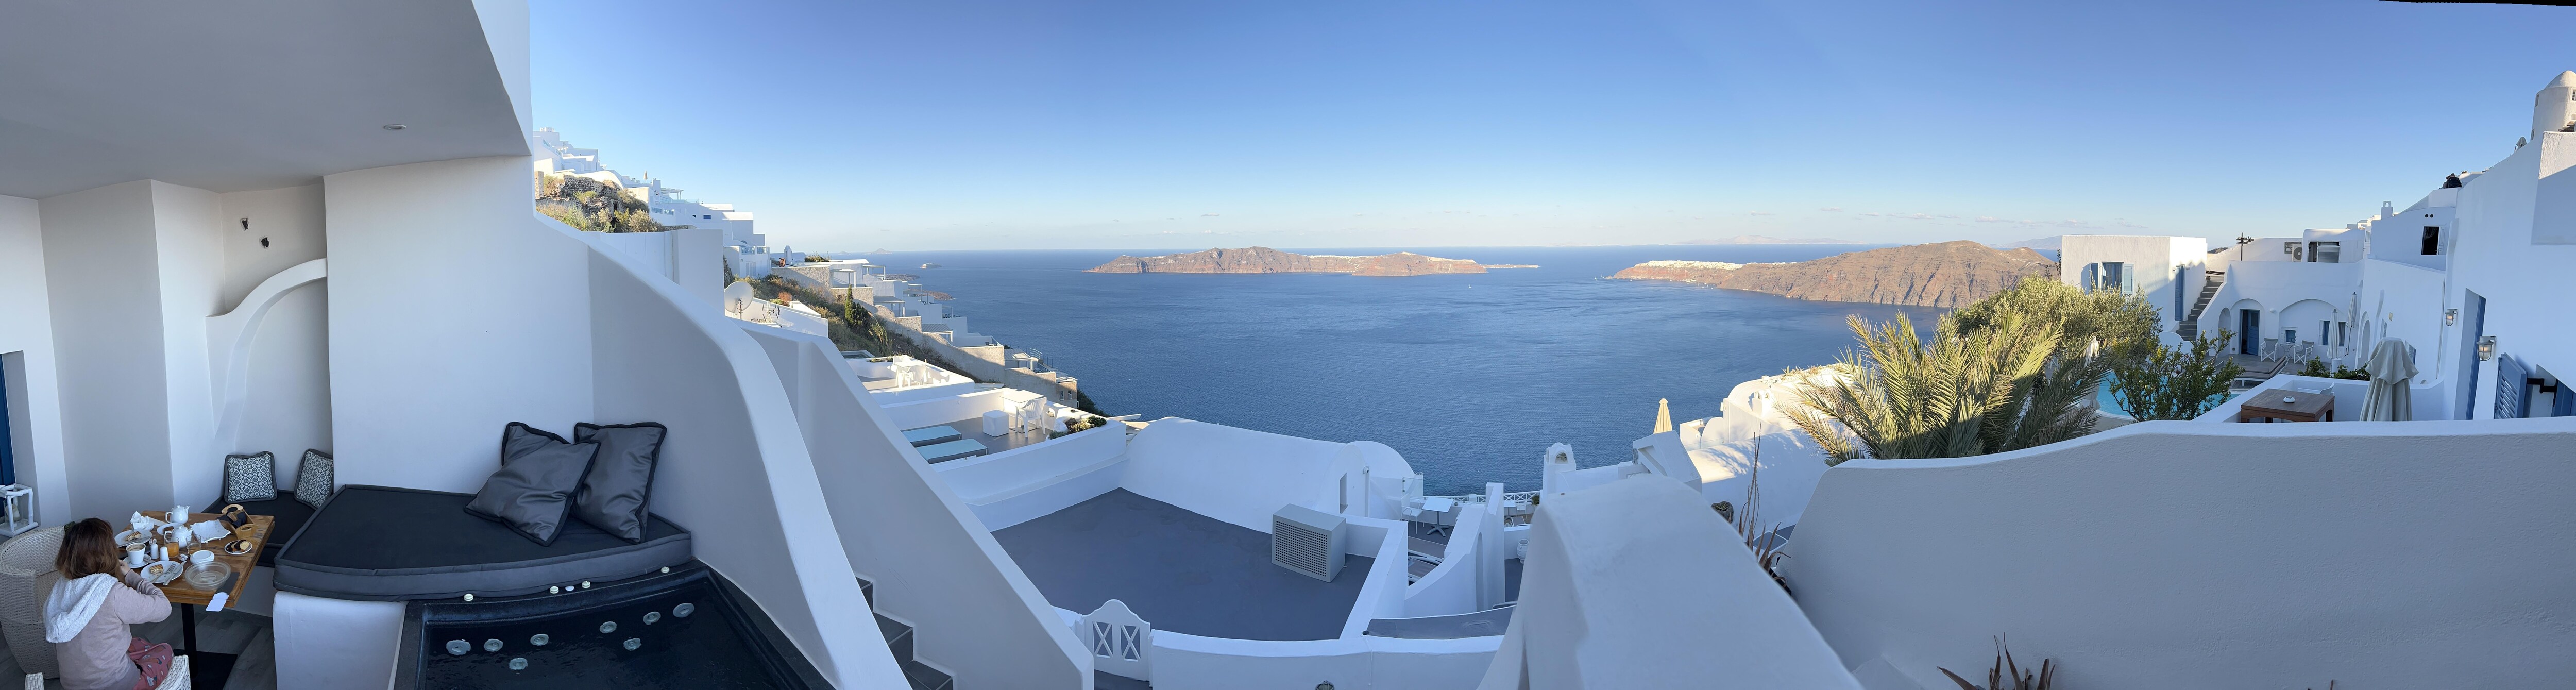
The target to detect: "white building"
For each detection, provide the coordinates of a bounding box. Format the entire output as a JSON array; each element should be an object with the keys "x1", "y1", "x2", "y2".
[
  {"x1": 5, "y1": 3, "x2": 2574, "y2": 690},
  {"x1": 533, "y1": 127, "x2": 786, "y2": 278}
]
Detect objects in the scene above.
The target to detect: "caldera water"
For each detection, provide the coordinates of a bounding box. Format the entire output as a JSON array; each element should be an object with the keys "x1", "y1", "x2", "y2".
[{"x1": 835, "y1": 245, "x2": 1942, "y2": 494}]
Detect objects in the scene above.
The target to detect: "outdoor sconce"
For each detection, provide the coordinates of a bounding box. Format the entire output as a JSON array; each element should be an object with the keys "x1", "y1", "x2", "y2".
[
  {"x1": 0, "y1": 484, "x2": 36, "y2": 536},
  {"x1": 2478, "y1": 335, "x2": 2497, "y2": 361},
  {"x1": 2446, "y1": 308, "x2": 2459, "y2": 326}
]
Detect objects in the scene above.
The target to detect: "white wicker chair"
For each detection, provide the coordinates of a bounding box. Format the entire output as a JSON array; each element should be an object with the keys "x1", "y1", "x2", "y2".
[
  {"x1": 0, "y1": 527, "x2": 62, "y2": 678},
  {"x1": 23, "y1": 655, "x2": 189, "y2": 690}
]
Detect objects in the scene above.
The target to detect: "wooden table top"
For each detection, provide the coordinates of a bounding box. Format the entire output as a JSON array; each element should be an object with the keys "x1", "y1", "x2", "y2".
[
  {"x1": 138, "y1": 511, "x2": 274, "y2": 606},
  {"x1": 2240, "y1": 390, "x2": 2335, "y2": 420}
]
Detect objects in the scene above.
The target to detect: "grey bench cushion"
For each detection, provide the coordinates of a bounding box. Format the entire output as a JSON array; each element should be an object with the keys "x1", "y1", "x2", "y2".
[{"x1": 274, "y1": 485, "x2": 691, "y2": 601}]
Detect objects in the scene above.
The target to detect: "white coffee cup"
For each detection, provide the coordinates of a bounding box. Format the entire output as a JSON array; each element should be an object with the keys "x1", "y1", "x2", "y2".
[{"x1": 124, "y1": 543, "x2": 147, "y2": 568}]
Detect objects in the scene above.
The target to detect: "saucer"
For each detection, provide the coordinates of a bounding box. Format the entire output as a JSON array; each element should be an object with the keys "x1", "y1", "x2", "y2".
[{"x1": 222, "y1": 539, "x2": 253, "y2": 556}]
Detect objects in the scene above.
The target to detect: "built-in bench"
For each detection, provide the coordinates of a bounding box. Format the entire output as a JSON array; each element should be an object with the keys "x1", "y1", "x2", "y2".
[
  {"x1": 917, "y1": 438, "x2": 988, "y2": 463},
  {"x1": 274, "y1": 485, "x2": 692, "y2": 601},
  {"x1": 900, "y1": 425, "x2": 962, "y2": 446}
]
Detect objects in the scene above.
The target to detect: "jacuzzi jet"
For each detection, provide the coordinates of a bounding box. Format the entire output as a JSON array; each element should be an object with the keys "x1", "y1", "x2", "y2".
[
  {"x1": 445, "y1": 640, "x2": 470, "y2": 655},
  {"x1": 623, "y1": 637, "x2": 642, "y2": 651}
]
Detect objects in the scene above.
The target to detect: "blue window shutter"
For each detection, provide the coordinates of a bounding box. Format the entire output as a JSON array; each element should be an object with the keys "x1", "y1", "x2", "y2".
[
  {"x1": 2081, "y1": 263, "x2": 2098, "y2": 294},
  {"x1": 2496, "y1": 355, "x2": 2528, "y2": 419}
]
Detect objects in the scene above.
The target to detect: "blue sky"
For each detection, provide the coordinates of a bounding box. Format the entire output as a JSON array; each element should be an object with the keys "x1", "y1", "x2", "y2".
[{"x1": 531, "y1": 0, "x2": 2576, "y2": 251}]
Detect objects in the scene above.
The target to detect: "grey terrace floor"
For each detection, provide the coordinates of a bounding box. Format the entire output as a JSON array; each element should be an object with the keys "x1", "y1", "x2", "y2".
[{"x1": 992, "y1": 490, "x2": 1372, "y2": 642}]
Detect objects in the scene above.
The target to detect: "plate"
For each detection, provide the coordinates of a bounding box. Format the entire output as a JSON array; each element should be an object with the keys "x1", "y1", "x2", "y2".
[
  {"x1": 222, "y1": 539, "x2": 253, "y2": 556},
  {"x1": 183, "y1": 561, "x2": 231, "y2": 588},
  {"x1": 116, "y1": 530, "x2": 147, "y2": 547},
  {"x1": 140, "y1": 561, "x2": 181, "y2": 585}
]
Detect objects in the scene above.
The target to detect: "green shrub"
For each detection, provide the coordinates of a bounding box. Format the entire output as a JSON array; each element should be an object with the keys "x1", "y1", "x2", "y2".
[{"x1": 2110, "y1": 330, "x2": 2244, "y2": 420}]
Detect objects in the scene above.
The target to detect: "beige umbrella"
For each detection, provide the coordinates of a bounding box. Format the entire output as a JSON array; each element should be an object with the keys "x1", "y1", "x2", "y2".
[{"x1": 2360, "y1": 339, "x2": 2418, "y2": 421}]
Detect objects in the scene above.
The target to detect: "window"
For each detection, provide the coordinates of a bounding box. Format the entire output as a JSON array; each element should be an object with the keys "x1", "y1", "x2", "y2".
[
  {"x1": 2099, "y1": 262, "x2": 2125, "y2": 296},
  {"x1": 2337, "y1": 321, "x2": 2347, "y2": 348},
  {"x1": 2323, "y1": 321, "x2": 2332, "y2": 346},
  {"x1": 2422, "y1": 227, "x2": 2441, "y2": 255},
  {"x1": 2283, "y1": 327, "x2": 2299, "y2": 344}
]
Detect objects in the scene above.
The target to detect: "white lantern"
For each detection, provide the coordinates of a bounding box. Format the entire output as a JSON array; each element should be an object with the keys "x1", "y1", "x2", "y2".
[{"x1": 0, "y1": 484, "x2": 35, "y2": 536}]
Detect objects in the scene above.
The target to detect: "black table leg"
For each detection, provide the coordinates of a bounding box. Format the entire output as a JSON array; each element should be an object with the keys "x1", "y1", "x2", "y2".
[{"x1": 178, "y1": 604, "x2": 238, "y2": 689}]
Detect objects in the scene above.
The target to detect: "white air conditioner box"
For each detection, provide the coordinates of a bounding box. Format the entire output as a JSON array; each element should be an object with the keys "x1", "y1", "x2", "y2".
[{"x1": 1271, "y1": 504, "x2": 1347, "y2": 582}]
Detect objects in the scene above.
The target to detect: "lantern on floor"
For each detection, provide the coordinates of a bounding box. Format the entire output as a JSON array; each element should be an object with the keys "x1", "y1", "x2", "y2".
[{"x1": 0, "y1": 484, "x2": 35, "y2": 536}]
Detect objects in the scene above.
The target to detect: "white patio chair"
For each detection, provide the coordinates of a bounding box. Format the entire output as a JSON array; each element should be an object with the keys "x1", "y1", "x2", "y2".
[{"x1": 0, "y1": 527, "x2": 62, "y2": 677}]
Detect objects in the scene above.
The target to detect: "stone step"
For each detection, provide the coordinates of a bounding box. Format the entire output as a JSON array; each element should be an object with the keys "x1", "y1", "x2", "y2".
[
  {"x1": 875, "y1": 612, "x2": 914, "y2": 663},
  {"x1": 902, "y1": 659, "x2": 955, "y2": 690}
]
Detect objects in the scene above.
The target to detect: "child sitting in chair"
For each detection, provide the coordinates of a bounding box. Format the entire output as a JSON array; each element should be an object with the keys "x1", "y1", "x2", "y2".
[{"x1": 45, "y1": 518, "x2": 174, "y2": 690}]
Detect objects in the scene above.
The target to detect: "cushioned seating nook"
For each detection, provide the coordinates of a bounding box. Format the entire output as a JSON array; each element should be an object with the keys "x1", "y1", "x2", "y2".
[{"x1": 272, "y1": 485, "x2": 690, "y2": 601}]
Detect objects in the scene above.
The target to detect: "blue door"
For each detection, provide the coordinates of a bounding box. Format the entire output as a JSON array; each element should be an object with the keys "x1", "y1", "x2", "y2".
[{"x1": 2238, "y1": 309, "x2": 2260, "y2": 355}]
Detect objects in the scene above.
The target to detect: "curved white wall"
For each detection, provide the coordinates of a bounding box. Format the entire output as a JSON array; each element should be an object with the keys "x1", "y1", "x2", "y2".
[
  {"x1": 1480, "y1": 475, "x2": 1857, "y2": 689},
  {"x1": 1121, "y1": 418, "x2": 1354, "y2": 532},
  {"x1": 1787, "y1": 417, "x2": 2576, "y2": 689}
]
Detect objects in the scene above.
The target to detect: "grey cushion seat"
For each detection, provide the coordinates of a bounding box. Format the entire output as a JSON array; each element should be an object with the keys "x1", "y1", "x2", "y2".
[{"x1": 273, "y1": 485, "x2": 691, "y2": 601}]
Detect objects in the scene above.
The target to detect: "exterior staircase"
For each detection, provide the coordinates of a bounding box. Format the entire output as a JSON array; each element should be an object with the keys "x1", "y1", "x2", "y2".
[
  {"x1": 859, "y1": 577, "x2": 957, "y2": 690},
  {"x1": 2175, "y1": 270, "x2": 2226, "y2": 341}
]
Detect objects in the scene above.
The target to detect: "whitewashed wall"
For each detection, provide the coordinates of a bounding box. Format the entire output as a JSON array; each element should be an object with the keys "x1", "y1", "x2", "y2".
[
  {"x1": 1120, "y1": 418, "x2": 1360, "y2": 532},
  {"x1": 216, "y1": 185, "x2": 332, "y2": 483},
  {"x1": 0, "y1": 194, "x2": 71, "y2": 525},
  {"x1": 2449, "y1": 129, "x2": 2576, "y2": 418},
  {"x1": 741, "y1": 326, "x2": 1089, "y2": 689},
  {"x1": 583, "y1": 242, "x2": 896, "y2": 687},
  {"x1": 39, "y1": 181, "x2": 191, "y2": 517},
  {"x1": 1478, "y1": 476, "x2": 1857, "y2": 689},
  {"x1": 1787, "y1": 417, "x2": 2576, "y2": 689},
  {"x1": 322, "y1": 156, "x2": 595, "y2": 493}
]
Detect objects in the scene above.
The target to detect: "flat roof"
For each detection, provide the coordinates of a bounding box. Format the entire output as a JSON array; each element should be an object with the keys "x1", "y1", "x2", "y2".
[{"x1": 992, "y1": 489, "x2": 1372, "y2": 641}]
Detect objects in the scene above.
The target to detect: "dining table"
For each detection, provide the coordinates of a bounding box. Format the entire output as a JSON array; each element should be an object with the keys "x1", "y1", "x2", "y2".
[
  {"x1": 2238, "y1": 390, "x2": 2335, "y2": 423},
  {"x1": 139, "y1": 510, "x2": 276, "y2": 690}
]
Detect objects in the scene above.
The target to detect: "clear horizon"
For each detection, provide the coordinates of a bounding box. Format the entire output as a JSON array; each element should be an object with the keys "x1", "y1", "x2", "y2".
[{"x1": 532, "y1": 1, "x2": 2576, "y2": 252}]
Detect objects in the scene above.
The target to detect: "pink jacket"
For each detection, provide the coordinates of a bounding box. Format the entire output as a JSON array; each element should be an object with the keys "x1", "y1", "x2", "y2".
[{"x1": 47, "y1": 571, "x2": 171, "y2": 690}]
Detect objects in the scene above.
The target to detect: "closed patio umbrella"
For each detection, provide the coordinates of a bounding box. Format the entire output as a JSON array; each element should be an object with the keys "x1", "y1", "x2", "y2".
[{"x1": 2360, "y1": 339, "x2": 2418, "y2": 421}]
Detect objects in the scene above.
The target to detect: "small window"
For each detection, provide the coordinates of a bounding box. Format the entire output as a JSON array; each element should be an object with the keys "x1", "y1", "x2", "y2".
[{"x1": 2422, "y1": 226, "x2": 2441, "y2": 256}]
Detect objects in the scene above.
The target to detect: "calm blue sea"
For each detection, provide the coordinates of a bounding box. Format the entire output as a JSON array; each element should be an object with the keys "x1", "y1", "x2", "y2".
[{"x1": 833, "y1": 246, "x2": 1943, "y2": 494}]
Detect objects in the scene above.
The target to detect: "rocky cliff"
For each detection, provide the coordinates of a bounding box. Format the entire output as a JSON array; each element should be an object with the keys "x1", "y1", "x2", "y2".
[
  {"x1": 1085, "y1": 246, "x2": 1491, "y2": 277},
  {"x1": 1610, "y1": 241, "x2": 2058, "y2": 308}
]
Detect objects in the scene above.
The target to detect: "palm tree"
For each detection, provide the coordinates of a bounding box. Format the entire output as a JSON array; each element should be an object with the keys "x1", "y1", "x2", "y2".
[{"x1": 1784, "y1": 310, "x2": 2108, "y2": 464}]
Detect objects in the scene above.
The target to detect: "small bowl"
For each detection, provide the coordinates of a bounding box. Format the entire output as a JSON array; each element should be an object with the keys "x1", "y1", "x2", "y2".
[{"x1": 183, "y1": 561, "x2": 231, "y2": 589}]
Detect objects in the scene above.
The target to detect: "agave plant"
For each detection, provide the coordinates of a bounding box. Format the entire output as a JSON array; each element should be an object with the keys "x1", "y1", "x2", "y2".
[
  {"x1": 1784, "y1": 309, "x2": 2106, "y2": 464},
  {"x1": 1938, "y1": 637, "x2": 2054, "y2": 690}
]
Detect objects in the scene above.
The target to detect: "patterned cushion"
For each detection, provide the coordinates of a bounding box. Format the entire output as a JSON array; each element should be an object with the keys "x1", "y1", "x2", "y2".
[
  {"x1": 223, "y1": 452, "x2": 277, "y2": 502},
  {"x1": 295, "y1": 449, "x2": 336, "y2": 511}
]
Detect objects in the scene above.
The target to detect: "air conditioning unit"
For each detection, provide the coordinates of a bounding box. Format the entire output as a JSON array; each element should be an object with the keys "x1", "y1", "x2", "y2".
[{"x1": 1271, "y1": 504, "x2": 1347, "y2": 582}]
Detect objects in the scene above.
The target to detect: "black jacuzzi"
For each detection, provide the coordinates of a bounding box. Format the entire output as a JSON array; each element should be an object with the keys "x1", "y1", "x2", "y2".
[{"x1": 394, "y1": 562, "x2": 828, "y2": 689}]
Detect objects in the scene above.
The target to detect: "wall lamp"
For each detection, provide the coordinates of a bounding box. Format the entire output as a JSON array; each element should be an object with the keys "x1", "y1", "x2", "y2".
[
  {"x1": 2478, "y1": 335, "x2": 2497, "y2": 361},
  {"x1": 2445, "y1": 308, "x2": 2459, "y2": 326}
]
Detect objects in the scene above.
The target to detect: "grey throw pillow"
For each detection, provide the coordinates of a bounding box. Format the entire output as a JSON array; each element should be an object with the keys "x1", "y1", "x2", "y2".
[
  {"x1": 222, "y1": 452, "x2": 277, "y2": 502},
  {"x1": 294, "y1": 449, "x2": 336, "y2": 510},
  {"x1": 571, "y1": 422, "x2": 667, "y2": 543},
  {"x1": 465, "y1": 423, "x2": 599, "y2": 546}
]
